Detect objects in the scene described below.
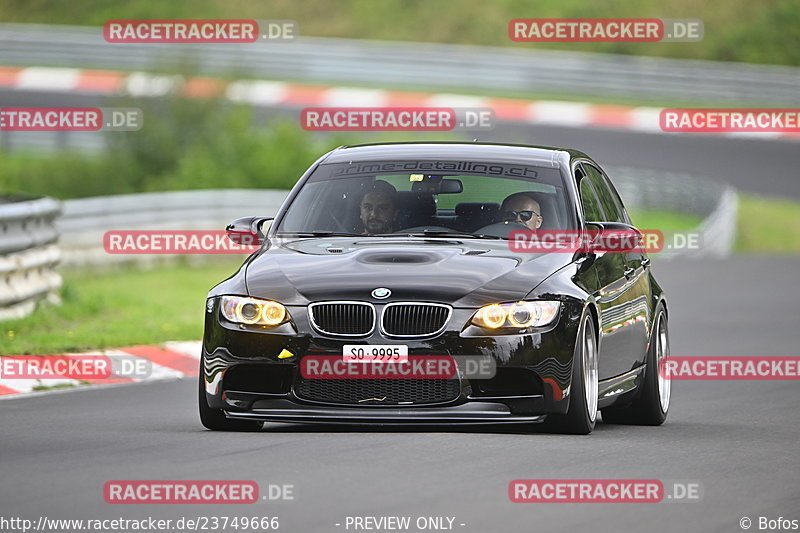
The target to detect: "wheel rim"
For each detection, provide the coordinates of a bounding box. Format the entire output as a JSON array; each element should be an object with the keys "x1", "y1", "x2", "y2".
[
  {"x1": 583, "y1": 319, "x2": 598, "y2": 422},
  {"x1": 656, "y1": 313, "x2": 671, "y2": 413}
]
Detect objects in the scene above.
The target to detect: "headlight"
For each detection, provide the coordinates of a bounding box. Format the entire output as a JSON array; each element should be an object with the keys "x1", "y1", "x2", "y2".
[
  {"x1": 220, "y1": 296, "x2": 289, "y2": 327},
  {"x1": 471, "y1": 301, "x2": 560, "y2": 329}
]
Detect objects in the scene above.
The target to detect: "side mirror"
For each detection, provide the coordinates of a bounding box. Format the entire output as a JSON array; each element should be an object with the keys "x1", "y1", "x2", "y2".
[
  {"x1": 585, "y1": 221, "x2": 604, "y2": 231},
  {"x1": 581, "y1": 221, "x2": 644, "y2": 254},
  {"x1": 587, "y1": 221, "x2": 640, "y2": 233},
  {"x1": 225, "y1": 216, "x2": 273, "y2": 246}
]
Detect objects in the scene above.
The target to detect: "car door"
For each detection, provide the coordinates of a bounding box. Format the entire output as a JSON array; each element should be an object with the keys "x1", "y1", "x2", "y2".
[
  {"x1": 575, "y1": 164, "x2": 630, "y2": 380},
  {"x1": 583, "y1": 162, "x2": 649, "y2": 375},
  {"x1": 593, "y1": 164, "x2": 652, "y2": 367}
]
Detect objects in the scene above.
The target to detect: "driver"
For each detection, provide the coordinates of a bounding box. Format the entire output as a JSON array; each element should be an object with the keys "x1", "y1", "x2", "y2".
[
  {"x1": 360, "y1": 181, "x2": 399, "y2": 234},
  {"x1": 500, "y1": 192, "x2": 543, "y2": 230}
]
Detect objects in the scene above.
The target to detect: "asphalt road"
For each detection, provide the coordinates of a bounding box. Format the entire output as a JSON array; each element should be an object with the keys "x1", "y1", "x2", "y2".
[{"x1": 1, "y1": 256, "x2": 798, "y2": 533}]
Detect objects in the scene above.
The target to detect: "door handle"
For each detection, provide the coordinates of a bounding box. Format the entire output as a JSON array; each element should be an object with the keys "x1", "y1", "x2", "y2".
[{"x1": 624, "y1": 267, "x2": 635, "y2": 279}]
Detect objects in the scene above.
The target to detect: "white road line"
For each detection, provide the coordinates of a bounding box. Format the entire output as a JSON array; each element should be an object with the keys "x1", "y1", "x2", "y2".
[
  {"x1": 323, "y1": 87, "x2": 388, "y2": 107},
  {"x1": 17, "y1": 67, "x2": 80, "y2": 91},
  {"x1": 122, "y1": 72, "x2": 182, "y2": 97},
  {"x1": 530, "y1": 100, "x2": 591, "y2": 126},
  {"x1": 163, "y1": 341, "x2": 203, "y2": 360},
  {"x1": 226, "y1": 80, "x2": 288, "y2": 106}
]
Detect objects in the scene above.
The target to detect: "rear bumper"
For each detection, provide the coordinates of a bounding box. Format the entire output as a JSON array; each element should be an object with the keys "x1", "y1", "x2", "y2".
[{"x1": 225, "y1": 399, "x2": 545, "y2": 425}]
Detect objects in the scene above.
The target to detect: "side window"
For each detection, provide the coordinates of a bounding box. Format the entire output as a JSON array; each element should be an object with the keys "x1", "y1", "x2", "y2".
[
  {"x1": 601, "y1": 170, "x2": 632, "y2": 224},
  {"x1": 583, "y1": 163, "x2": 624, "y2": 223},
  {"x1": 576, "y1": 167, "x2": 604, "y2": 222}
]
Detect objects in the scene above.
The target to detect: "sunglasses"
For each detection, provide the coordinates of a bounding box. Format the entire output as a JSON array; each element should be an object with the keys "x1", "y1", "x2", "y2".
[{"x1": 502, "y1": 210, "x2": 541, "y2": 222}]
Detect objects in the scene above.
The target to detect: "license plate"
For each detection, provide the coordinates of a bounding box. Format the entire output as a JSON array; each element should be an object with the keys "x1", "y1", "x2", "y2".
[{"x1": 343, "y1": 345, "x2": 409, "y2": 363}]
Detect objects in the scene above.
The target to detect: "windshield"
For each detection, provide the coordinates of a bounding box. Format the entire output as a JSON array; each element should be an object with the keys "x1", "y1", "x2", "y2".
[{"x1": 276, "y1": 159, "x2": 572, "y2": 238}]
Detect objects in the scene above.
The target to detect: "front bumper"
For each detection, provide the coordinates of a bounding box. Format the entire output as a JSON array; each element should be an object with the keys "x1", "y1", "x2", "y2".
[{"x1": 202, "y1": 298, "x2": 583, "y2": 424}]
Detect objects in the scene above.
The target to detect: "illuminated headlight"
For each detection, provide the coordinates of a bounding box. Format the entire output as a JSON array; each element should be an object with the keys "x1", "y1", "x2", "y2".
[
  {"x1": 471, "y1": 301, "x2": 560, "y2": 329},
  {"x1": 220, "y1": 296, "x2": 289, "y2": 327}
]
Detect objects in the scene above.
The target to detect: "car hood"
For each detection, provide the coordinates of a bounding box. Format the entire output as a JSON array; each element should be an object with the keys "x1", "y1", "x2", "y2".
[{"x1": 244, "y1": 238, "x2": 573, "y2": 308}]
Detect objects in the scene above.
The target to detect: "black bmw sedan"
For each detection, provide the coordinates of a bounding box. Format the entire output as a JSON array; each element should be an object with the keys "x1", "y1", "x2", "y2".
[{"x1": 200, "y1": 142, "x2": 671, "y2": 434}]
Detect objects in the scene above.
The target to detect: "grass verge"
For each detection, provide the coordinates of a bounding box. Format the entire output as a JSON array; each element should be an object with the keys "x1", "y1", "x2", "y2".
[
  {"x1": 0, "y1": 257, "x2": 243, "y2": 355},
  {"x1": 629, "y1": 210, "x2": 703, "y2": 232},
  {"x1": 735, "y1": 194, "x2": 800, "y2": 253}
]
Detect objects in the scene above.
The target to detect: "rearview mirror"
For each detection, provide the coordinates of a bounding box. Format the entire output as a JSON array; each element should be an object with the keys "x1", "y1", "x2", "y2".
[
  {"x1": 439, "y1": 178, "x2": 463, "y2": 193},
  {"x1": 411, "y1": 177, "x2": 463, "y2": 194},
  {"x1": 225, "y1": 216, "x2": 273, "y2": 246}
]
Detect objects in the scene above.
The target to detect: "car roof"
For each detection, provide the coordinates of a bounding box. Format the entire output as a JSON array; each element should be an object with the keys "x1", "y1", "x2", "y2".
[{"x1": 321, "y1": 141, "x2": 586, "y2": 169}]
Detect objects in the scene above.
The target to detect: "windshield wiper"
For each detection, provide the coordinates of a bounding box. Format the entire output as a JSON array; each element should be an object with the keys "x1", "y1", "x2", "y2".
[
  {"x1": 277, "y1": 230, "x2": 504, "y2": 240},
  {"x1": 276, "y1": 231, "x2": 362, "y2": 238},
  {"x1": 398, "y1": 230, "x2": 503, "y2": 240}
]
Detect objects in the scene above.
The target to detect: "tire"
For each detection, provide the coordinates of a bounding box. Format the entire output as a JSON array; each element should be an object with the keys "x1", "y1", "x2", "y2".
[
  {"x1": 198, "y1": 362, "x2": 262, "y2": 432},
  {"x1": 543, "y1": 312, "x2": 598, "y2": 435},
  {"x1": 601, "y1": 304, "x2": 670, "y2": 426}
]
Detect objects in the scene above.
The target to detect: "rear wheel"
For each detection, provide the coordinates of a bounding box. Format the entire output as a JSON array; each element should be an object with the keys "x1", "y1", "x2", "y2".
[
  {"x1": 543, "y1": 312, "x2": 598, "y2": 434},
  {"x1": 601, "y1": 305, "x2": 670, "y2": 425},
  {"x1": 198, "y1": 362, "x2": 262, "y2": 432}
]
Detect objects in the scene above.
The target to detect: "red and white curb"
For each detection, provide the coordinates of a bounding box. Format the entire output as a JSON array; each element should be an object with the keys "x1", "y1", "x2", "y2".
[
  {"x1": 0, "y1": 340, "x2": 201, "y2": 399},
  {"x1": 0, "y1": 65, "x2": 797, "y2": 141}
]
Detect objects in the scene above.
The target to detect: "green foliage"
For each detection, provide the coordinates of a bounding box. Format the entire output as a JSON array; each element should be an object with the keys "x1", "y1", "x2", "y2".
[
  {"x1": 0, "y1": 100, "x2": 355, "y2": 198},
  {"x1": 0, "y1": 94, "x2": 454, "y2": 199},
  {"x1": 0, "y1": 0, "x2": 797, "y2": 65}
]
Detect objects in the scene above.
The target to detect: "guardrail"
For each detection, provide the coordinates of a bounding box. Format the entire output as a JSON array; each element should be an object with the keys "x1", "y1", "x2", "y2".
[
  {"x1": 0, "y1": 196, "x2": 62, "y2": 321},
  {"x1": 1, "y1": 23, "x2": 799, "y2": 105},
  {"x1": 608, "y1": 166, "x2": 737, "y2": 259},
  {"x1": 58, "y1": 189, "x2": 288, "y2": 266},
  {"x1": 610, "y1": 166, "x2": 726, "y2": 217}
]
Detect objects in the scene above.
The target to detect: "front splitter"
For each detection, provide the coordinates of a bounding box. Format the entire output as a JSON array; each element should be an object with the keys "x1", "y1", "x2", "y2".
[{"x1": 225, "y1": 400, "x2": 546, "y2": 425}]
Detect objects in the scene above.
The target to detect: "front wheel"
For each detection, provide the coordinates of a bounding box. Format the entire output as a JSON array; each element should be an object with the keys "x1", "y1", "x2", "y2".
[
  {"x1": 601, "y1": 304, "x2": 670, "y2": 425},
  {"x1": 543, "y1": 312, "x2": 598, "y2": 434},
  {"x1": 198, "y1": 362, "x2": 262, "y2": 432}
]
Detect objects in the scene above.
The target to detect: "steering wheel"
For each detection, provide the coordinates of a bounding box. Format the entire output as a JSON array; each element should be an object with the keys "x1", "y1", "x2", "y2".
[{"x1": 322, "y1": 206, "x2": 351, "y2": 233}]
